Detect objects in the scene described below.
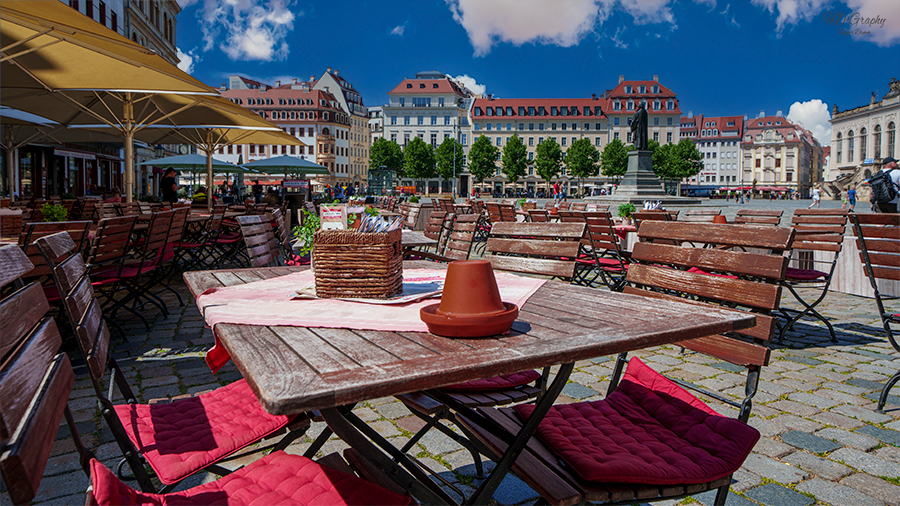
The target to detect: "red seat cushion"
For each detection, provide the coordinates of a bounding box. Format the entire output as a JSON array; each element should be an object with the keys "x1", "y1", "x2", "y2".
[
  {"x1": 514, "y1": 357, "x2": 759, "y2": 485},
  {"x1": 687, "y1": 267, "x2": 738, "y2": 279},
  {"x1": 442, "y1": 370, "x2": 541, "y2": 392},
  {"x1": 112, "y1": 379, "x2": 293, "y2": 485},
  {"x1": 93, "y1": 264, "x2": 157, "y2": 279},
  {"x1": 89, "y1": 451, "x2": 414, "y2": 506},
  {"x1": 785, "y1": 267, "x2": 828, "y2": 280}
]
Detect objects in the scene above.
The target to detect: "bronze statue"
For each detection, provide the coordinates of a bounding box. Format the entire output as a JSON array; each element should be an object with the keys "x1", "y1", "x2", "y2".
[{"x1": 630, "y1": 103, "x2": 649, "y2": 150}]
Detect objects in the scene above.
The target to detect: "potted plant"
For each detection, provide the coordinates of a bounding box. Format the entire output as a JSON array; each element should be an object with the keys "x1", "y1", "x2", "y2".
[
  {"x1": 408, "y1": 196, "x2": 420, "y2": 203},
  {"x1": 290, "y1": 209, "x2": 320, "y2": 264},
  {"x1": 617, "y1": 202, "x2": 636, "y2": 226},
  {"x1": 41, "y1": 203, "x2": 68, "y2": 222}
]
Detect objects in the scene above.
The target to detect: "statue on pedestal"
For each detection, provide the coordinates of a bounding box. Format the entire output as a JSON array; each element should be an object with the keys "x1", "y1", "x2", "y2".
[{"x1": 630, "y1": 103, "x2": 649, "y2": 151}]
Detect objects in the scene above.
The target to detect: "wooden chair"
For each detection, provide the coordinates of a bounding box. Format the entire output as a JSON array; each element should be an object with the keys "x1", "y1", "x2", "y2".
[
  {"x1": 585, "y1": 204, "x2": 609, "y2": 213},
  {"x1": 571, "y1": 202, "x2": 587, "y2": 211},
  {"x1": 404, "y1": 202, "x2": 423, "y2": 229},
  {"x1": 734, "y1": 209, "x2": 783, "y2": 226},
  {"x1": 424, "y1": 211, "x2": 448, "y2": 251},
  {"x1": 237, "y1": 214, "x2": 280, "y2": 267},
  {"x1": 457, "y1": 221, "x2": 795, "y2": 506},
  {"x1": 556, "y1": 201, "x2": 572, "y2": 212},
  {"x1": 270, "y1": 207, "x2": 292, "y2": 263},
  {"x1": 778, "y1": 209, "x2": 848, "y2": 342},
  {"x1": 682, "y1": 209, "x2": 722, "y2": 222},
  {"x1": 443, "y1": 214, "x2": 480, "y2": 261},
  {"x1": 527, "y1": 209, "x2": 551, "y2": 222},
  {"x1": 0, "y1": 244, "x2": 413, "y2": 506},
  {"x1": 115, "y1": 201, "x2": 142, "y2": 217},
  {"x1": 485, "y1": 222, "x2": 587, "y2": 283},
  {"x1": 18, "y1": 221, "x2": 92, "y2": 280},
  {"x1": 521, "y1": 202, "x2": 537, "y2": 211},
  {"x1": 850, "y1": 213, "x2": 900, "y2": 412},
  {"x1": 582, "y1": 211, "x2": 631, "y2": 291}
]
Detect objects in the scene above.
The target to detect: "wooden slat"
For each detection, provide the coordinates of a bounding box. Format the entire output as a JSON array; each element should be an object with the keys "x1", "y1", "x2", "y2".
[
  {"x1": 487, "y1": 237, "x2": 581, "y2": 257},
  {"x1": 0, "y1": 242, "x2": 35, "y2": 286},
  {"x1": 638, "y1": 220, "x2": 795, "y2": 250},
  {"x1": 628, "y1": 264, "x2": 782, "y2": 310},
  {"x1": 854, "y1": 214, "x2": 900, "y2": 226},
  {"x1": 75, "y1": 299, "x2": 109, "y2": 380},
  {"x1": 855, "y1": 228, "x2": 900, "y2": 241},
  {"x1": 490, "y1": 222, "x2": 586, "y2": 239},
  {"x1": 677, "y1": 334, "x2": 770, "y2": 367},
  {"x1": 489, "y1": 256, "x2": 577, "y2": 279},
  {"x1": 0, "y1": 283, "x2": 49, "y2": 362},
  {"x1": 631, "y1": 241, "x2": 788, "y2": 280}
]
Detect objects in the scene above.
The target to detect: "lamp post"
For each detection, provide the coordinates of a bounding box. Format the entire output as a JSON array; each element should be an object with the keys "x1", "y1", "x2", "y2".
[{"x1": 452, "y1": 120, "x2": 458, "y2": 200}]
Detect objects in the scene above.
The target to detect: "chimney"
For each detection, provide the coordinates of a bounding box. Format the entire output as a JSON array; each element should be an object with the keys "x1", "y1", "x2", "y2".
[
  {"x1": 327, "y1": 67, "x2": 333, "y2": 74},
  {"x1": 334, "y1": 69, "x2": 339, "y2": 76},
  {"x1": 591, "y1": 93, "x2": 597, "y2": 100},
  {"x1": 687, "y1": 110, "x2": 693, "y2": 118},
  {"x1": 292, "y1": 78, "x2": 298, "y2": 84},
  {"x1": 220, "y1": 84, "x2": 227, "y2": 91},
  {"x1": 653, "y1": 74, "x2": 659, "y2": 82},
  {"x1": 618, "y1": 75, "x2": 625, "y2": 84},
  {"x1": 310, "y1": 76, "x2": 316, "y2": 82},
  {"x1": 758, "y1": 110, "x2": 765, "y2": 118},
  {"x1": 276, "y1": 80, "x2": 281, "y2": 87},
  {"x1": 776, "y1": 109, "x2": 783, "y2": 117},
  {"x1": 487, "y1": 94, "x2": 492, "y2": 101}
]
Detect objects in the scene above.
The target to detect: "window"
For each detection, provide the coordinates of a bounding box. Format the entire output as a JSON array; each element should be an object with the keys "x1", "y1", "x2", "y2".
[
  {"x1": 625, "y1": 85, "x2": 632, "y2": 94},
  {"x1": 860, "y1": 127, "x2": 867, "y2": 159},
  {"x1": 518, "y1": 107, "x2": 526, "y2": 116},
  {"x1": 786, "y1": 172, "x2": 793, "y2": 182},
  {"x1": 99, "y1": 1, "x2": 106, "y2": 26},
  {"x1": 653, "y1": 85, "x2": 659, "y2": 93},
  {"x1": 667, "y1": 100, "x2": 674, "y2": 110},
  {"x1": 551, "y1": 107, "x2": 558, "y2": 116},
  {"x1": 595, "y1": 123, "x2": 602, "y2": 130},
  {"x1": 518, "y1": 123, "x2": 525, "y2": 130},
  {"x1": 755, "y1": 159, "x2": 761, "y2": 168},
  {"x1": 538, "y1": 123, "x2": 544, "y2": 131},
  {"x1": 613, "y1": 100, "x2": 621, "y2": 111},
  {"x1": 667, "y1": 117, "x2": 673, "y2": 126},
  {"x1": 431, "y1": 133, "x2": 437, "y2": 147},
  {"x1": 486, "y1": 123, "x2": 492, "y2": 131},
  {"x1": 595, "y1": 138, "x2": 601, "y2": 146},
  {"x1": 407, "y1": 83, "x2": 412, "y2": 88},
  {"x1": 404, "y1": 116, "x2": 410, "y2": 125},
  {"x1": 639, "y1": 85, "x2": 646, "y2": 93},
  {"x1": 391, "y1": 133, "x2": 397, "y2": 142},
  {"x1": 419, "y1": 83, "x2": 425, "y2": 88},
  {"x1": 561, "y1": 138, "x2": 567, "y2": 146},
  {"x1": 667, "y1": 132, "x2": 672, "y2": 143},
  {"x1": 538, "y1": 137, "x2": 544, "y2": 144},
  {"x1": 431, "y1": 116, "x2": 437, "y2": 125},
  {"x1": 775, "y1": 158, "x2": 781, "y2": 168},
  {"x1": 888, "y1": 122, "x2": 896, "y2": 157},
  {"x1": 614, "y1": 117, "x2": 619, "y2": 126},
  {"x1": 86, "y1": 0, "x2": 93, "y2": 19},
  {"x1": 584, "y1": 123, "x2": 590, "y2": 130},
  {"x1": 445, "y1": 115, "x2": 451, "y2": 125},
  {"x1": 653, "y1": 117, "x2": 660, "y2": 126},
  {"x1": 486, "y1": 107, "x2": 494, "y2": 116},
  {"x1": 507, "y1": 123, "x2": 512, "y2": 131},
  {"x1": 874, "y1": 125, "x2": 882, "y2": 159},
  {"x1": 473, "y1": 107, "x2": 482, "y2": 116},
  {"x1": 551, "y1": 123, "x2": 557, "y2": 130},
  {"x1": 561, "y1": 123, "x2": 567, "y2": 131},
  {"x1": 654, "y1": 100, "x2": 661, "y2": 110},
  {"x1": 496, "y1": 137, "x2": 502, "y2": 146},
  {"x1": 653, "y1": 132, "x2": 659, "y2": 142},
  {"x1": 461, "y1": 134, "x2": 467, "y2": 145},
  {"x1": 474, "y1": 123, "x2": 481, "y2": 131},
  {"x1": 595, "y1": 106, "x2": 602, "y2": 116},
  {"x1": 417, "y1": 116, "x2": 424, "y2": 125},
  {"x1": 614, "y1": 132, "x2": 619, "y2": 140},
  {"x1": 439, "y1": 98, "x2": 445, "y2": 107},
  {"x1": 530, "y1": 107, "x2": 537, "y2": 116},
  {"x1": 495, "y1": 107, "x2": 503, "y2": 117},
  {"x1": 560, "y1": 107, "x2": 568, "y2": 117},
  {"x1": 111, "y1": 10, "x2": 117, "y2": 31},
  {"x1": 627, "y1": 100, "x2": 634, "y2": 111},
  {"x1": 528, "y1": 137, "x2": 534, "y2": 146},
  {"x1": 848, "y1": 130, "x2": 855, "y2": 161}
]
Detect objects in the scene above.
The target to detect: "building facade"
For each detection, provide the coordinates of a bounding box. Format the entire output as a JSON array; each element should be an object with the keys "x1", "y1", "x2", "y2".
[
  {"x1": 368, "y1": 106, "x2": 384, "y2": 144},
  {"x1": 218, "y1": 76, "x2": 354, "y2": 186},
  {"x1": 382, "y1": 71, "x2": 475, "y2": 194},
  {"x1": 469, "y1": 96, "x2": 608, "y2": 196},
  {"x1": 604, "y1": 75, "x2": 681, "y2": 147},
  {"x1": 741, "y1": 112, "x2": 823, "y2": 196},
  {"x1": 679, "y1": 113, "x2": 744, "y2": 186},
  {"x1": 828, "y1": 78, "x2": 899, "y2": 186},
  {"x1": 313, "y1": 68, "x2": 369, "y2": 186}
]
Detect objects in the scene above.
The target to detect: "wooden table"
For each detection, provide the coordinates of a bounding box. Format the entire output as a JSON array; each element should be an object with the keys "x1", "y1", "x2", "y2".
[
  {"x1": 400, "y1": 229, "x2": 437, "y2": 254},
  {"x1": 184, "y1": 264, "x2": 753, "y2": 504}
]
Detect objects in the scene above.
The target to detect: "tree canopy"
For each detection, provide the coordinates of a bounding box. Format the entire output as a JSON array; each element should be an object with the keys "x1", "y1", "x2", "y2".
[
  {"x1": 565, "y1": 138, "x2": 600, "y2": 181},
  {"x1": 434, "y1": 136, "x2": 464, "y2": 181},
  {"x1": 651, "y1": 138, "x2": 702, "y2": 182},
  {"x1": 600, "y1": 138, "x2": 629, "y2": 183},
  {"x1": 369, "y1": 138, "x2": 404, "y2": 176},
  {"x1": 468, "y1": 134, "x2": 499, "y2": 183},
  {"x1": 535, "y1": 137, "x2": 563, "y2": 183},
  {"x1": 501, "y1": 134, "x2": 528, "y2": 184},
  {"x1": 403, "y1": 137, "x2": 436, "y2": 180}
]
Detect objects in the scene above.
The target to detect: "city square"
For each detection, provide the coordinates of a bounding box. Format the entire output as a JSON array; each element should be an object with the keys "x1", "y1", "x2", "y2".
[{"x1": 2, "y1": 1, "x2": 900, "y2": 506}]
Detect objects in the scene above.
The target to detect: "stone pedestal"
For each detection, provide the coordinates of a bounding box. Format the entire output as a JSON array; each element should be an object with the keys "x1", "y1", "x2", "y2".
[{"x1": 586, "y1": 150, "x2": 701, "y2": 206}]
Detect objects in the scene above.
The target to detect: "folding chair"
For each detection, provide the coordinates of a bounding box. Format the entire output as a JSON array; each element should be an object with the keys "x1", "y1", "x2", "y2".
[
  {"x1": 0, "y1": 244, "x2": 414, "y2": 506},
  {"x1": 778, "y1": 209, "x2": 848, "y2": 342},
  {"x1": 237, "y1": 214, "x2": 281, "y2": 267},
  {"x1": 578, "y1": 211, "x2": 631, "y2": 291},
  {"x1": 457, "y1": 221, "x2": 795, "y2": 506},
  {"x1": 33, "y1": 233, "x2": 315, "y2": 493},
  {"x1": 527, "y1": 208, "x2": 550, "y2": 222},
  {"x1": 443, "y1": 214, "x2": 481, "y2": 261},
  {"x1": 682, "y1": 209, "x2": 722, "y2": 222},
  {"x1": 18, "y1": 220, "x2": 92, "y2": 280},
  {"x1": 850, "y1": 213, "x2": 900, "y2": 412},
  {"x1": 486, "y1": 221, "x2": 586, "y2": 283},
  {"x1": 734, "y1": 209, "x2": 783, "y2": 226}
]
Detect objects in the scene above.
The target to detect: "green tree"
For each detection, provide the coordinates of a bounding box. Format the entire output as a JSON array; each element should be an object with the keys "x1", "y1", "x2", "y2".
[
  {"x1": 535, "y1": 137, "x2": 563, "y2": 185},
  {"x1": 652, "y1": 138, "x2": 702, "y2": 182},
  {"x1": 434, "y1": 136, "x2": 464, "y2": 181},
  {"x1": 468, "y1": 134, "x2": 499, "y2": 183},
  {"x1": 501, "y1": 134, "x2": 527, "y2": 185},
  {"x1": 600, "y1": 138, "x2": 629, "y2": 183},
  {"x1": 403, "y1": 137, "x2": 436, "y2": 181},
  {"x1": 369, "y1": 137, "x2": 404, "y2": 176},
  {"x1": 565, "y1": 138, "x2": 600, "y2": 194}
]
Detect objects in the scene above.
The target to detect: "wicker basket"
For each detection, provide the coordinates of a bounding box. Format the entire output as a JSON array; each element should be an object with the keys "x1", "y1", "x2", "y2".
[{"x1": 313, "y1": 228, "x2": 403, "y2": 299}]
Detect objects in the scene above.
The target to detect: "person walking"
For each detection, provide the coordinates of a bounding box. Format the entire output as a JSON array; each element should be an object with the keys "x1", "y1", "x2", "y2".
[
  {"x1": 808, "y1": 185, "x2": 821, "y2": 209},
  {"x1": 840, "y1": 189, "x2": 848, "y2": 210},
  {"x1": 552, "y1": 181, "x2": 560, "y2": 203},
  {"x1": 847, "y1": 186, "x2": 857, "y2": 212},
  {"x1": 873, "y1": 157, "x2": 900, "y2": 213},
  {"x1": 160, "y1": 168, "x2": 179, "y2": 204}
]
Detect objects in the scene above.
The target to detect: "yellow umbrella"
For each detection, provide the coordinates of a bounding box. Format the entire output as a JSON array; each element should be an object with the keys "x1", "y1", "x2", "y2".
[{"x1": 1, "y1": 1, "x2": 302, "y2": 207}]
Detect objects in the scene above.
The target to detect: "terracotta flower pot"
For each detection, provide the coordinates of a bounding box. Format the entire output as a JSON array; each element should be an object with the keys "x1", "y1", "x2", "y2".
[
  {"x1": 420, "y1": 260, "x2": 518, "y2": 338},
  {"x1": 713, "y1": 215, "x2": 728, "y2": 224}
]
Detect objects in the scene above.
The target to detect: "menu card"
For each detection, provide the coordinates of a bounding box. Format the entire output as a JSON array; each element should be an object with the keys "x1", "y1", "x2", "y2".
[{"x1": 320, "y1": 204, "x2": 347, "y2": 230}]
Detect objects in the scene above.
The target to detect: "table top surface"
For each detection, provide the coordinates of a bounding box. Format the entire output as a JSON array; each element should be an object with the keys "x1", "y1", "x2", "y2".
[
  {"x1": 184, "y1": 264, "x2": 755, "y2": 415},
  {"x1": 401, "y1": 229, "x2": 437, "y2": 247}
]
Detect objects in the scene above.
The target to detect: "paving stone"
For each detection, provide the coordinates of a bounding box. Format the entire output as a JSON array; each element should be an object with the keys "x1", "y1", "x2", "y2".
[
  {"x1": 489, "y1": 473, "x2": 538, "y2": 505},
  {"x1": 729, "y1": 468, "x2": 763, "y2": 493},
  {"x1": 765, "y1": 414, "x2": 824, "y2": 435},
  {"x1": 780, "y1": 430, "x2": 842, "y2": 453},
  {"x1": 351, "y1": 407, "x2": 381, "y2": 422},
  {"x1": 841, "y1": 472, "x2": 900, "y2": 506},
  {"x1": 857, "y1": 424, "x2": 900, "y2": 446},
  {"x1": 783, "y1": 349, "x2": 822, "y2": 358},
  {"x1": 366, "y1": 420, "x2": 401, "y2": 438},
  {"x1": 851, "y1": 349, "x2": 898, "y2": 361},
  {"x1": 782, "y1": 355, "x2": 824, "y2": 366},
  {"x1": 864, "y1": 391, "x2": 900, "y2": 407},
  {"x1": 833, "y1": 404, "x2": 894, "y2": 424},
  {"x1": 371, "y1": 401, "x2": 411, "y2": 420},
  {"x1": 740, "y1": 454, "x2": 808, "y2": 484},
  {"x1": 830, "y1": 447, "x2": 900, "y2": 477},
  {"x1": 691, "y1": 489, "x2": 757, "y2": 506},
  {"x1": 767, "y1": 399, "x2": 821, "y2": 417},
  {"x1": 809, "y1": 410, "x2": 866, "y2": 430},
  {"x1": 876, "y1": 445, "x2": 900, "y2": 464},
  {"x1": 30, "y1": 471, "x2": 90, "y2": 503},
  {"x1": 795, "y1": 477, "x2": 881, "y2": 506},
  {"x1": 782, "y1": 451, "x2": 852, "y2": 480},
  {"x1": 418, "y1": 429, "x2": 464, "y2": 455},
  {"x1": 744, "y1": 483, "x2": 814, "y2": 506},
  {"x1": 752, "y1": 437, "x2": 794, "y2": 458},
  {"x1": 816, "y1": 427, "x2": 880, "y2": 451},
  {"x1": 561, "y1": 382, "x2": 597, "y2": 399},
  {"x1": 789, "y1": 391, "x2": 844, "y2": 409},
  {"x1": 815, "y1": 387, "x2": 871, "y2": 406}
]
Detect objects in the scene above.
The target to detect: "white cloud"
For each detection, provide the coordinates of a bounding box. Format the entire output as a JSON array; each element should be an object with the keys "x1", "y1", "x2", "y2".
[
  {"x1": 452, "y1": 74, "x2": 486, "y2": 95},
  {"x1": 618, "y1": 0, "x2": 675, "y2": 25},
  {"x1": 750, "y1": 0, "x2": 830, "y2": 35},
  {"x1": 176, "y1": 47, "x2": 199, "y2": 74},
  {"x1": 787, "y1": 99, "x2": 832, "y2": 146},
  {"x1": 197, "y1": 0, "x2": 298, "y2": 61},
  {"x1": 845, "y1": 0, "x2": 900, "y2": 46},
  {"x1": 390, "y1": 24, "x2": 406, "y2": 36},
  {"x1": 750, "y1": 0, "x2": 899, "y2": 45},
  {"x1": 610, "y1": 26, "x2": 629, "y2": 48}
]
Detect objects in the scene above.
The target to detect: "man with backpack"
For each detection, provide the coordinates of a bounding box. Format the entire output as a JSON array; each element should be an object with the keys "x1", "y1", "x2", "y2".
[{"x1": 870, "y1": 156, "x2": 900, "y2": 213}]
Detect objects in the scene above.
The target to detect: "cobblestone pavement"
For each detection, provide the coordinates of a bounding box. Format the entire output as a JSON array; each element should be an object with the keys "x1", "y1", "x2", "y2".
[{"x1": 4, "y1": 203, "x2": 899, "y2": 506}]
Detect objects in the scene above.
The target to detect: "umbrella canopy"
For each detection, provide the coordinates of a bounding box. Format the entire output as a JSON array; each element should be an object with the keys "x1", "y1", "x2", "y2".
[
  {"x1": 242, "y1": 155, "x2": 331, "y2": 177},
  {"x1": 1, "y1": 1, "x2": 302, "y2": 209},
  {"x1": 137, "y1": 154, "x2": 251, "y2": 173}
]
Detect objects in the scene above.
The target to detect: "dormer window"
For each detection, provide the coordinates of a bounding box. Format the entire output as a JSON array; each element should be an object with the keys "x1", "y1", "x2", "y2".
[
  {"x1": 625, "y1": 85, "x2": 632, "y2": 94},
  {"x1": 627, "y1": 100, "x2": 634, "y2": 111},
  {"x1": 613, "y1": 100, "x2": 621, "y2": 111},
  {"x1": 666, "y1": 100, "x2": 674, "y2": 110},
  {"x1": 496, "y1": 107, "x2": 503, "y2": 116},
  {"x1": 536, "y1": 106, "x2": 543, "y2": 115},
  {"x1": 419, "y1": 83, "x2": 425, "y2": 88},
  {"x1": 407, "y1": 83, "x2": 412, "y2": 88},
  {"x1": 506, "y1": 107, "x2": 514, "y2": 115},
  {"x1": 639, "y1": 85, "x2": 646, "y2": 93},
  {"x1": 551, "y1": 106, "x2": 558, "y2": 116},
  {"x1": 653, "y1": 85, "x2": 659, "y2": 93},
  {"x1": 433, "y1": 83, "x2": 438, "y2": 88},
  {"x1": 486, "y1": 107, "x2": 494, "y2": 116},
  {"x1": 654, "y1": 100, "x2": 661, "y2": 110},
  {"x1": 518, "y1": 107, "x2": 526, "y2": 116}
]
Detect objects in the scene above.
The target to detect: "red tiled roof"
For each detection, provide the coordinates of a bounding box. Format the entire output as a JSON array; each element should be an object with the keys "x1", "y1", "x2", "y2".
[
  {"x1": 389, "y1": 78, "x2": 468, "y2": 97},
  {"x1": 471, "y1": 97, "x2": 606, "y2": 119},
  {"x1": 221, "y1": 88, "x2": 343, "y2": 112},
  {"x1": 606, "y1": 80, "x2": 676, "y2": 98}
]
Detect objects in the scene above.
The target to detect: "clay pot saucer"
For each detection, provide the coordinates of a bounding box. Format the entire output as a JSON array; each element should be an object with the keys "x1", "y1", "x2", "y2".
[{"x1": 420, "y1": 260, "x2": 518, "y2": 338}]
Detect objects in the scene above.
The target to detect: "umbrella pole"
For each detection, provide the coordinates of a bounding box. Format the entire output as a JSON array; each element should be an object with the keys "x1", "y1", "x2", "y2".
[
  {"x1": 5, "y1": 126, "x2": 15, "y2": 203},
  {"x1": 206, "y1": 137, "x2": 214, "y2": 213},
  {"x1": 124, "y1": 94, "x2": 134, "y2": 203}
]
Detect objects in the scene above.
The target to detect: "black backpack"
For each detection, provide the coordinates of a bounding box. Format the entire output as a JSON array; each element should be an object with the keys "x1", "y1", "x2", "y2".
[{"x1": 869, "y1": 169, "x2": 898, "y2": 204}]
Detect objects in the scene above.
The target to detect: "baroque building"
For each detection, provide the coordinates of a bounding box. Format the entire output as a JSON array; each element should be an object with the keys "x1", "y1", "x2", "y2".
[
  {"x1": 604, "y1": 75, "x2": 681, "y2": 147},
  {"x1": 679, "y1": 113, "x2": 745, "y2": 187},
  {"x1": 741, "y1": 112, "x2": 823, "y2": 196}
]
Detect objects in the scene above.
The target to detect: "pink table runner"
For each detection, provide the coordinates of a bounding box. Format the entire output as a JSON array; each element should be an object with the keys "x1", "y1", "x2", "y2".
[{"x1": 198, "y1": 269, "x2": 546, "y2": 372}]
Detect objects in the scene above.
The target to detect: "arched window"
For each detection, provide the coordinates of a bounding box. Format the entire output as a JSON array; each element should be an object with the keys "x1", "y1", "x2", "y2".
[
  {"x1": 860, "y1": 127, "x2": 867, "y2": 159},
  {"x1": 836, "y1": 132, "x2": 842, "y2": 164},
  {"x1": 874, "y1": 125, "x2": 882, "y2": 159},
  {"x1": 163, "y1": 13, "x2": 168, "y2": 40},
  {"x1": 888, "y1": 122, "x2": 896, "y2": 158},
  {"x1": 847, "y1": 130, "x2": 854, "y2": 161},
  {"x1": 132, "y1": 32, "x2": 138, "y2": 42}
]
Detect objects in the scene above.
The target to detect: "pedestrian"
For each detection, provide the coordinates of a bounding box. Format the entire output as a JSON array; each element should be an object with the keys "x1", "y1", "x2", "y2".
[
  {"x1": 841, "y1": 189, "x2": 848, "y2": 210},
  {"x1": 552, "y1": 181, "x2": 560, "y2": 203},
  {"x1": 562, "y1": 181, "x2": 568, "y2": 201},
  {"x1": 160, "y1": 168, "x2": 179, "y2": 204},
  {"x1": 847, "y1": 185, "x2": 857, "y2": 212},
  {"x1": 808, "y1": 185, "x2": 821, "y2": 209},
  {"x1": 872, "y1": 156, "x2": 900, "y2": 213}
]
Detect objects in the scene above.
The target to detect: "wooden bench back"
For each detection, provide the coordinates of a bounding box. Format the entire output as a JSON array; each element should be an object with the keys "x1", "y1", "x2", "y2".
[
  {"x1": 116, "y1": 202, "x2": 142, "y2": 216},
  {"x1": 166, "y1": 207, "x2": 190, "y2": 247},
  {"x1": 438, "y1": 212, "x2": 457, "y2": 255},
  {"x1": 583, "y1": 211, "x2": 622, "y2": 255},
  {"x1": 486, "y1": 222, "x2": 586, "y2": 280},
  {"x1": 571, "y1": 203, "x2": 587, "y2": 211},
  {"x1": 0, "y1": 244, "x2": 78, "y2": 505},
  {"x1": 584, "y1": 204, "x2": 609, "y2": 213},
  {"x1": 527, "y1": 209, "x2": 550, "y2": 222},
  {"x1": 424, "y1": 211, "x2": 447, "y2": 241},
  {"x1": 444, "y1": 214, "x2": 478, "y2": 261},
  {"x1": 734, "y1": 209, "x2": 783, "y2": 226},
  {"x1": 237, "y1": 215, "x2": 279, "y2": 267},
  {"x1": 98, "y1": 202, "x2": 118, "y2": 221},
  {"x1": 85, "y1": 215, "x2": 136, "y2": 267},
  {"x1": 206, "y1": 204, "x2": 228, "y2": 233},
  {"x1": 628, "y1": 221, "x2": 795, "y2": 368},
  {"x1": 403, "y1": 202, "x2": 423, "y2": 229},
  {"x1": 486, "y1": 202, "x2": 516, "y2": 223},
  {"x1": 18, "y1": 221, "x2": 92, "y2": 279},
  {"x1": 790, "y1": 208, "x2": 847, "y2": 252},
  {"x1": 851, "y1": 213, "x2": 900, "y2": 281},
  {"x1": 681, "y1": 209, "x2": 722, "y2": 222},
  {"x1": 271, "y1": 208, "x2": 289, "y2": 250},
  {"x1": 556, "y1": 202, "x2": 571, "y2": 211}
]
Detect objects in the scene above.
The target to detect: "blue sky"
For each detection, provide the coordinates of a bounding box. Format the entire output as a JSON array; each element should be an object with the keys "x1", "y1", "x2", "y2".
[{"x1": 174, "y1": 0, "x2": 900, "y2": 145}]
